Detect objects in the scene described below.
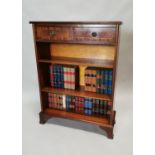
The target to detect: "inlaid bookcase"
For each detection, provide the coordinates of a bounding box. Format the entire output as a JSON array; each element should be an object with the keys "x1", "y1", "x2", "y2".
[{"x1": 30, "y1": 21, "x2": 122, "y2": 139}]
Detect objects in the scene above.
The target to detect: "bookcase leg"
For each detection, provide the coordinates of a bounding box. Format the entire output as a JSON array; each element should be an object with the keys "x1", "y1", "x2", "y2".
[
  {"x1": 100, "y1": 126, "x2": 114, "y2": 139},
  {"x1": 110, "y1": 111, "x2": 116, "y2": 126},
  {"x1": 39, "y1": 112, "x2": 51, "y2": 124}
]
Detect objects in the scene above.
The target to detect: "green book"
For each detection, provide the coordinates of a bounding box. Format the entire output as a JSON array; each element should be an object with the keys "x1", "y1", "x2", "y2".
[
  {"x1": 100, "y1": 100, "x2": 104, "y2": 115},
  {"x1": 103, "y1": 100, "x2": 107, "y2": 115}
]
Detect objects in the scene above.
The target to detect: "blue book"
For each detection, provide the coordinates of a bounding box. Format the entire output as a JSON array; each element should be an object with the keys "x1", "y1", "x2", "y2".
[
  {"x1": 66, "y1": 96, "x2": 70, "y2": 111},
  {"x1": 53, "y1": 65, "x2": 56, "y2": 88},
  {"x1": 84, "y1": 98, "x2": 92, "y2": 115},
  {"x1": 108, "y1": 70, "x2": 113, "y2": 94},
  {"x1": 88, "y1": 98, "x2": 93, "y2": 109},
  {"x1": 60, "y1": 65, "x2": 64, "y2": 88}
]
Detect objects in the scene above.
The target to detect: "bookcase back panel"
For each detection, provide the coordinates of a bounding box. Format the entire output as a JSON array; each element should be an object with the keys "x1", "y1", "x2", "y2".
[{"x1": 50, "y1": 44, "x2": 115, "y2": 61}]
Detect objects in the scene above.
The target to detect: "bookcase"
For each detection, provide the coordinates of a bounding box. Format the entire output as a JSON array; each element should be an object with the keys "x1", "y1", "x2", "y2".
[{"x1": 30, "y1": 21, "x2": 122, "y2": 139}]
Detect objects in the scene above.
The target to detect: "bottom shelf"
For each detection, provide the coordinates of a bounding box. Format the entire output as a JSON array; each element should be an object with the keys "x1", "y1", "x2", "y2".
[{"x1": 43, "y1": 108, "x2": 113, "y2": 127}]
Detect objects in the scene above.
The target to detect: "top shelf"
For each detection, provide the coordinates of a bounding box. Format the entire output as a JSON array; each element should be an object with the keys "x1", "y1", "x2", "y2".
[
  {"x1": 30, "y1": 21, "x2": 122, "y2": 25},
  {"x1": 38, "y1": 57, "x2": 114, "y2": 68}
]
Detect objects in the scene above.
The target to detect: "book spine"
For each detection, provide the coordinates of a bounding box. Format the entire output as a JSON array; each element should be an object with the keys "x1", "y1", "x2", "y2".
[
  {"x1": 66, "y1": 95, "x2": 70, "y2": 111},
  {"x1": 48, "y1": 93, "x2": 52, "y2": 108},
  {"x1": 64, "y1": 67, "x2": 67, "y2": 89},
  {"x1": 70, "y1": 68, "x2": 75, "y2": 90},
  {"x1": 108, "y1": 70, "x2": 113, "y2": 95},
  {"x1": 49, "y1": 65, "x2": 54, "y2": 87},
  {"x1": 88, "y1": 70, "x2": 92, "y2": 92},
  {"x1": 100, "y1": 100, "x2": 104, "y2": 115},
  {"x1": 96, "y1": 99, "x2": 100, "y2": 115},
  {"x1": 104, "y1": 70, "x2": 108, "y2": 94},
  {"x1": 57, "y1": 65, "x2": 60, "y2": 88},
  {"x1": 92, "y1": 99, "x2": 96, "y2": 115},
  {"x1": 84, "y1": 98, "x2": 92, "y2": 115},
  {"x1": 67, "y1": 68, "x2": 70, "y2": 89},
  {"x1": 92, "y1": 70, "x2": 96, "y2": 92},
  {"x1": 84, "y1": 69, "x2": 88, "y2": 91},
  {"x1": 96, "y1": 70, "x2": 101, "y2": 93},
  {"x1": 68, "y1": 96, "x2": 75, "y2": 112},
  {"x1": 60, "y1": 65, "x2": 64, "y2": 88},
  {"x1": 103, "y1": 100, "x2": 107, "y2": 115},
  {"x1": 100, "y1": 70, "x2": 105, "y2": 94},
  {"x1": 74, "y1": 66, "x2": 79, "y2": 90}
]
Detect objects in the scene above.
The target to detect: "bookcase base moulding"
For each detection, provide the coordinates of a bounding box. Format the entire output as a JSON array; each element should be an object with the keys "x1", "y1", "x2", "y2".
[{"x1": 30, "y1": 21, "x2": 122, "y2": 139}]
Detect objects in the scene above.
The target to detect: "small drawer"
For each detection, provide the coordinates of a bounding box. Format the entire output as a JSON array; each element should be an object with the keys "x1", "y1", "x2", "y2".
[
  {"x1": 36, "y1": 26, "x2": 73, "y2": 41},
  {"x1": 73, "y1": 27, "x2": 117, "y2": 44}
]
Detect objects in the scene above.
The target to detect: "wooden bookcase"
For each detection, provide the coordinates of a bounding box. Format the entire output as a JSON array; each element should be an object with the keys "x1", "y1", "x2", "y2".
[{"x1": 30, "y1": 21, "x2": 122, "y2": 139}]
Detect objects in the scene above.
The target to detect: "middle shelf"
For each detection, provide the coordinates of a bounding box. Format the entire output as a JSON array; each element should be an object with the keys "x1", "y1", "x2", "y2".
[
  {"x1": 41, "y1": 87, "x2": 112, "y2": 101},
  {"x1": 38, "y1": 57, "x2": 114, "y2": 68}
]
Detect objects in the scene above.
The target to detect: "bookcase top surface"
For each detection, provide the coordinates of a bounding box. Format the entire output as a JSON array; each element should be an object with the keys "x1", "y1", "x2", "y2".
[{"x1": 29, "y1": 21, "x2": 122, "y2": 25}]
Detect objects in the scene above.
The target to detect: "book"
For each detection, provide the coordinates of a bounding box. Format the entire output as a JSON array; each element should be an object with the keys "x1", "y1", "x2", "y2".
[
  {"x1": 85, "y1": 68, "x2": 92, "y2": 92},
  {"x1": 48, "y1": 93, "x2": 64, "y2": 110},
  {"x1": 104, "y1": 70, "x2": 109, "y2": 94},
  {"x1": 100, "y1": 70, "x2": 105, "y2": 94},
  {"x1": 91, "y1": 69, "x2": 97, "y2": 92},
  {"x1": 64, "y1": 67, "x2": 67, "y2": 89},
  {"x1": 60, "y1": 65, "x2": 64, "y2": 88},
  {"x1": 100, "y1": 100, "x2": 104, "y2": 115},
  {"x1": 65, "y1": 95, "x2": 75, "y2": 112},
  {"x1": 108, "y1": 70, "x2": 113, "y2": 95},
  {"x1": 50, "y1": 65, "x2": 54, "y2": 87},
  {"x1": 96, "y1": 70, "x2": 101, "y2": 93},
  {"x1": 84, "y1": 97, "x2": 93, "y2": 115},
  {"x1": 50, "y1": 64, "x2": 79, "y2": 90},
  {"x1": 75, "y1": 96, "x2": 84, "y2": 113},
  {"x1": 62, "y1": 95, "x2": 66, "y2": 109}
]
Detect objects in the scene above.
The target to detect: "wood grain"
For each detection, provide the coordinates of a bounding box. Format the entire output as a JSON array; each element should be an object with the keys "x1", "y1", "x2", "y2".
[{"x1": 50, "y1": 44, "x2": 115, "y2": 60}]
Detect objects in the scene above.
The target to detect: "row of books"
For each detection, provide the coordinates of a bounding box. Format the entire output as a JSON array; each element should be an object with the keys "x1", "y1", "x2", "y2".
[
  {"x1": 84, "y1": 67, "x2": 113, "y2": 95},
  {"x1": 48, "y1": 93, "x2": 112, "y2": 116},
  {"x1": 48, "y1": 93, "x2": 66, "y2": 110},
  {"x1": 50, "y1": 64, "x2": 79, "y2": 90}
]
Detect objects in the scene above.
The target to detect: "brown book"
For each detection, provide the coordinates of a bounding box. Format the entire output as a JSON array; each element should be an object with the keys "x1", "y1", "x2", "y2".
[{"x1": 91, "y1": 69, "x2": 97, "y2": 92}]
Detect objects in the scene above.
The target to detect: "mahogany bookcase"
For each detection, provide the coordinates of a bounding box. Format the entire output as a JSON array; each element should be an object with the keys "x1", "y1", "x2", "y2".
[{"x1": 30, "y1": 21, "x2": 122, "y2": 139}]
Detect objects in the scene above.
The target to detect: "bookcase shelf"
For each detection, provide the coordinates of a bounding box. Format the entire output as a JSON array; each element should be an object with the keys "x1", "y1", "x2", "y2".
[
  {"x1": 30, "y1": 21, "x2": 121, "y2": 139},
  {"x1": 43, "y1": 108, "x2": 111, "y2": 127},
  {"x1": 39, "y1": 58, "x2": 114, "y2": 68},
  {"x1": 41, "y1": 87, "x2": 112, "y2": 101}
]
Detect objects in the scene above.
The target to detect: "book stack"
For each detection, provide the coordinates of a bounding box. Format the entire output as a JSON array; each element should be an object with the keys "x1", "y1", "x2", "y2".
[
  {"x1": 85, "y1": 67, "x2": 113, "y2": 95},
  {"x1": 66, "y1": 95, "x2": 76, "y2": 112},
  {"x1": 84, "y1": 98, "x2": 93, "y2": 115},
  {"x1": 50, "y1": 64, "x2": 79, "y2": 90},
  {"x1": 75, "y1": 96, "x2": 84, "y2": 113},
  {"x1": 50, "y1": 64, "x2": 64, "y2": 88},
  {"x1": 64, "y1": 66, "x2": 79, "y2": 90},
  {"x1": 48, "y1": 93, "x2": 65, "y2": 110},
  {"x1": 92, "y1": 99, "x2": 112, "y2": 116}
]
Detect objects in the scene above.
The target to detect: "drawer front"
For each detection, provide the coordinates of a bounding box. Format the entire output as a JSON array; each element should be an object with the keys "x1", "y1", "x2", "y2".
[
  {"x1": 35, "y1": 25, "x2": 117, "y2": 44},
  {"x1": 73, "y1": 27, "x2": 117, "y2": 44},
  {"x1": 36, "y1": 26, "x2": 73, "y2": 41}
]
